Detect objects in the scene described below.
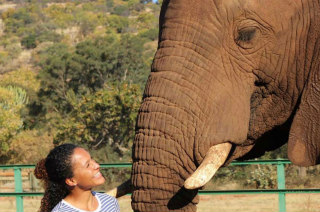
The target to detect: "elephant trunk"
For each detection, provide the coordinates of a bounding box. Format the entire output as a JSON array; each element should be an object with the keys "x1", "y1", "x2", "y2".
[
  {"x1": 131, "y1": 88, "x2": 200, "y2": 211},
  {"x1": 131, "y1": 134, "x2": 199, "y2": 212}
]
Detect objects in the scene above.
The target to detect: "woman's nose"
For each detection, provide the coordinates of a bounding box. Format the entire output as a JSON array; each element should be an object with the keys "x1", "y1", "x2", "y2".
[{"x1": 93, "y1": 160, "x2": 100, "y2": 169}]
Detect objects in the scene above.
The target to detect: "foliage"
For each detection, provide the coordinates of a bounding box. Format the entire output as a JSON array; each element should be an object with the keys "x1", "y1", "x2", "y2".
[
  {"x1": 1, "y1": 4, "x2": 63, "y2": 50},
  {"x1": 0, "y1": 85, "x2": 28, "y2": 158},
  {"x1": 138, "y1": 28, "x2": 158, "y2": 41},
  {"x1": 136, "y1": 12, "x2": 157, "y2": 29},
  {"x1": 2, "y1": 6, "x2": 36, "y2": 35},
  {"x1": 246, "y1": 165, "x2": 277, "y2": 189},
  {"x1": 140, "y1": 0, "x2": 153, "y2": 3},
  {"x1": 0, "y1": 68, "x2": 40, "y2": 95},
  {"x1": 0, "y1": 37, "x2": 22, "y2": 66},
  {"x1": 36, "y1": 33, "x2": 150, "y2": 115},
  {"x1": 21, "y1": 24, "x2": 62, "y2": 49},
  {"x1": 117, "y1": 33, "x2": 151, "y2": 84},
  {"x1": 54, "y1": 83, "x2": 142, "y2": 162},
  {"x1": 76, "y1": 11, "x2": 102, "y2": 37},
  {"x1": 259, "y1": 143, "x2": 288, "y2": 160},
  {"x1": 70, "y1": 35, "x2": 121, "y2": 92},
  {"x1": 21, "y1": 33, "x2": 37, "y2": 49},
  {"x1": 112, "y1": 4, "x2": 130, "y2": 16},
  {"x1": 0, "y1": 0, "x2": 160, "y2": 164},
  {"x1": 0, "y1": 69, "x2": 40, "y2": 129},
  {"x1": 36, "y1": 43, "x2": 74, "y2": 114},
  {"x1": 43, "y1": 3, "x2": 77, "y2": 29},
  {"x1": 106, "y1": 15, "x2": 129, "y2": 33},
  {"x1": 0, "y1": 43, "x2": 22, "y2": 66},
  {"x1": 7, "y1": 130, "x2": 53, "y2": 164}
]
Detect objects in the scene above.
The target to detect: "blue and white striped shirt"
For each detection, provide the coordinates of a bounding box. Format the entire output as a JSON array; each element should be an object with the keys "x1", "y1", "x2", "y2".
[{"x1": 52, "y1": 191, "x2": 120, "y2": 212}]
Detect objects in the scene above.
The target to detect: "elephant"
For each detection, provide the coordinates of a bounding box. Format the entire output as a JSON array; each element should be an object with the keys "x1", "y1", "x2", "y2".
[{"x1": 108, "y1": 0, "x2": 320, "y2": 211}]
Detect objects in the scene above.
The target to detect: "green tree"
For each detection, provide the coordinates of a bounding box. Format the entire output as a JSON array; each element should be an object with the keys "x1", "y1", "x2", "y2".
[
  {"x1": 127, "y1": 0, "x2": 144, "y2": 12},
  {"x1": 2, "y1": 4, "x2": 61, "y2": 49},
  {"x1": 21, "y1": 33, "x2": 37, "y2": 49},
  {"x1": 70, "y1": 35, "x2": 121, "y2": 93},
  {"x1": 37, "y1": 43, "x2": 74, "y2": 114},
  {"x1": 3, "y1": 7, "x2": 35, "y2": 35},
  {"x1": 112, "y1": 5, "x2": 130, "y2": 17},
  {"x1": 54, "y1": 83, "x2": 142, "y2": 161},
  {"x1": 35, "y1": 34, "x2": 149, "y2": 127},
  {"x1": 35, "y1": 34, "x2": 139, "y2": 109},
  {"x1": 136, "y1": 12, "x2": 157, "y2": 29},
  {"x1": 138, "y1": 28, "x2": 158, "y2": 41},
  {"x1": 106, "y1": 15, "x2": 129, "y2": 33},
  {"x1": 43, "y1": 3, "x2": 77, "y2": 28},
  {"x1": 117, "y1": 33, "x2": 150, "y2": 85}
]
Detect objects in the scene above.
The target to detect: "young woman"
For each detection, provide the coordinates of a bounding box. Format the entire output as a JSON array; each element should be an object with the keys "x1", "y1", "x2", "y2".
[{"x1": 34, "y1": 143, "x2": 120, "y2": 212}]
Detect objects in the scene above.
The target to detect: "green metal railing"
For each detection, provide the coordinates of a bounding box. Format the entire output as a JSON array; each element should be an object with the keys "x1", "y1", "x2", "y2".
[{"x1": 1, "y1": 160, "x2": 320, "y2": 212}]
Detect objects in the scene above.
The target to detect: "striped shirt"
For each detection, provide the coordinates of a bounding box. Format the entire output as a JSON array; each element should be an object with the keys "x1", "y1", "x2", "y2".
[{"x1": 51, "y1": 191, "x2": 120, "y2": 212}]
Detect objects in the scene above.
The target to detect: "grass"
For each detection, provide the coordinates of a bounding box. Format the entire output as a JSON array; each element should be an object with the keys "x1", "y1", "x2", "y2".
[{"x1": 1, "y1": 193, "x2": 320, "y2": 212}]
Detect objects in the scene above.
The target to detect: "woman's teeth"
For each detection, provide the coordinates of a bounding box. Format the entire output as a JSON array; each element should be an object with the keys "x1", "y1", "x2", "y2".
[{"x1": 94, "y1": 172, "x2": 101, "y2": 178}]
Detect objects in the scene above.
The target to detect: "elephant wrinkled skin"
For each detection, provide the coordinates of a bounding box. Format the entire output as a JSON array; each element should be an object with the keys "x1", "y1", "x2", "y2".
[{"x1": 111, "y1": 0, "x2": 320, "y2": 211}]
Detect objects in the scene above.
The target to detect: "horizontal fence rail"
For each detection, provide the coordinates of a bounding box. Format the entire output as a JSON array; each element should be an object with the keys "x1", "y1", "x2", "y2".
[{"x1": 1, "y1": 160, "x2": 320, "y2": 212}]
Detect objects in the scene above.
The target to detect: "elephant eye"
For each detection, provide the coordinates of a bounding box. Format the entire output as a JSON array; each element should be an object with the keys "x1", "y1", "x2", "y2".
[
  {"x1": 237, "y1": 28, "x2": 256, "y2": 42},
  {"x1": 235, "y1": 27, "x2": 259, "y2": 49}
]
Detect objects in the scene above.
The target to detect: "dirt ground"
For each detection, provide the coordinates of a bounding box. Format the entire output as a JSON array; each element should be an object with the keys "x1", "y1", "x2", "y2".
[{"x1": 1, "y1": 193, "x2": 320, "y2": 212}]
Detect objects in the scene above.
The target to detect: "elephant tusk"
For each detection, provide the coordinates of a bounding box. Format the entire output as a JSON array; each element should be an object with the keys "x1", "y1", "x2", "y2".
[
  {"x1": 106, "y1": 179, "x2": 133, "y2": 198},
  {"x1": 184, "y1": 143, "x2": 232, "y2": 189}
]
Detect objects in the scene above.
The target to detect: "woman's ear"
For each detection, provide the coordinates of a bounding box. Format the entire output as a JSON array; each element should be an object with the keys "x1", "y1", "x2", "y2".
[
  {"x1": 65, "y1": 178, "x2": 77, "y2": 187},
  {"x1": 288, "y1": 59, "x2": 320, "y2": 166}
]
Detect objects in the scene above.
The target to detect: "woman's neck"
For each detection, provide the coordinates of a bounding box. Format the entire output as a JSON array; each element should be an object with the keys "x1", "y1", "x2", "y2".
[{"x1": 64, "y1": 189, "x2": 99, "y2": 211}]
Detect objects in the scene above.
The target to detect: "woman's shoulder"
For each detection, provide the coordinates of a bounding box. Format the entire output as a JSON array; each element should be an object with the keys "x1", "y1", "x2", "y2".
[
  {"x1": 51, "y1": 201, "x2": 63, "y2": 212},
  {"x1": 94, "y1": 191, "x2": 117, "y2": 201},
  {"x1": 94, "y1": 191, "x2": 120, "y2": 211},
  {"x1": 51, "y1": 199, "x2": 78, "y2": 212}
]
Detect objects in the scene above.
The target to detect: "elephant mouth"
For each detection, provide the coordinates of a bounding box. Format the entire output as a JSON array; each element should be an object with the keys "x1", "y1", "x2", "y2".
[{"x1": 107, "y1": 142, "x2": 232, "y2": 197}]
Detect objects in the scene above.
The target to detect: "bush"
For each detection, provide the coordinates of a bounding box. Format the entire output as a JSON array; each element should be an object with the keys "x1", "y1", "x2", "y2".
[
  {"x1": 8, "y1": 130, "x2": 53, "y2": 164},
  {"x1": 246, "y1": 165, "x2": 277, "y2": 189},
  {"x1": 106, "y1": 15, "x2": 129, "y2": 33},
  {"x1": 138, "y1": 28, "x2": 158, "y2": 41},
  {"x1": 0, "y1": 40, "x2": 22, "y2": 65},
  {"x1": 112, "y1": 5, "x2": 130, "y2": 16},
  {"x1": 21, "y1": 34, "x2": 37, "y2": 49}
]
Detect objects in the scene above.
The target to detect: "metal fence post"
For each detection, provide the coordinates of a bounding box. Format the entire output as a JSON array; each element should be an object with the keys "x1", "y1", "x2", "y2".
[
  {"x1": 14, "y1": 167, "x2": 24, "y2": 212},
  {"x1": 277, "y1": 162, "x2": 286, "y2": 212}
]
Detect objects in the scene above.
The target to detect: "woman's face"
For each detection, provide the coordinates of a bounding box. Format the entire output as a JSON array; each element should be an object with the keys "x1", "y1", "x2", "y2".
[{"x1": 70, "y1": 148, "x2": 105, "y2": 190}]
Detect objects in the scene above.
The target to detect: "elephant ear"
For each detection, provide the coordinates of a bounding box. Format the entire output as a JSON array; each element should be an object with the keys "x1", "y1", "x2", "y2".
[{"x1": 288, "y1": 58, "x2": 320, "y2": 166}]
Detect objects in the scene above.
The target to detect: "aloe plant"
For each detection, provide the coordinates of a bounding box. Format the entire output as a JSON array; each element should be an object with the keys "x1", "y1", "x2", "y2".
[{"x1": 0, "y1": 85, "x2": 28, "y2": 157}]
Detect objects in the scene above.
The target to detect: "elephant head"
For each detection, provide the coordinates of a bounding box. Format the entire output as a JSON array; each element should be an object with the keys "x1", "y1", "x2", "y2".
[{"x1": 109, "y1": 0, "x2": 320, "y2": 211}]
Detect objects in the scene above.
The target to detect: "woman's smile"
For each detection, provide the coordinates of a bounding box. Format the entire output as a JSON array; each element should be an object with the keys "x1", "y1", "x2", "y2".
[{"x1": 94, "y1": 171, "x2": 103, "y2": 178}]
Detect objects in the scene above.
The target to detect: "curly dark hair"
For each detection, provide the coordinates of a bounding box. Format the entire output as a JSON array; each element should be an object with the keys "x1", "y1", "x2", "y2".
[{"x1": 34, "y1": 143, "x2": 78, "y2": 212}]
